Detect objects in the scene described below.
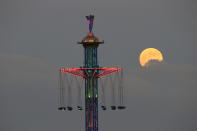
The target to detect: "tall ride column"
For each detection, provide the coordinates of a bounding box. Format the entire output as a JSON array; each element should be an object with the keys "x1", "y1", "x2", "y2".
[
  {"x1": 59, "y1": 14, "x2": 125, "y2": 131},
  {"x1": 78, "y1": 15, "x2": 104, "y2": 131}
]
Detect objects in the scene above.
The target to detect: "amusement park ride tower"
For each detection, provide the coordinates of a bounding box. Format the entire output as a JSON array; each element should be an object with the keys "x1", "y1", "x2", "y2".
[{"x1": 58, "y1": 15, "x2": 125, "y2": 131}]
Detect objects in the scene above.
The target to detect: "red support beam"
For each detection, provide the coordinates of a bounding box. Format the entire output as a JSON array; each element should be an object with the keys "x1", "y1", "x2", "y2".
[{"x1": 60, "y1": 67, "x2": 121, "y2": 78}]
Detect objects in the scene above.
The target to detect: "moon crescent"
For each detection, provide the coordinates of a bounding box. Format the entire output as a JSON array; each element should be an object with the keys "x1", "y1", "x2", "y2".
[{"x1": 139, "y1": 48, "x2": 163, "y2": 67}]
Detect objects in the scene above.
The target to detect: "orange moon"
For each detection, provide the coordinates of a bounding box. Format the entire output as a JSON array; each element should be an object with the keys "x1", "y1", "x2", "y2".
[{"x1": 139, "y1": 48, "x2": 163, "y2": 67}]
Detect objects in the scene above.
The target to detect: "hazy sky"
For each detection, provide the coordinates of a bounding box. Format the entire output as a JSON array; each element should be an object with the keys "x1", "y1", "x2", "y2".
[{"x1": 1, "y1": 0, "x2": 197, "y2": 131}]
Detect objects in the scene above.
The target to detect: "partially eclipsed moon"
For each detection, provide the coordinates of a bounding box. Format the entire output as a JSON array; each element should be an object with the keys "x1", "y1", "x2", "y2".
[{"x1": 139, "y1": 48, "x2": 163, "y2": 67}]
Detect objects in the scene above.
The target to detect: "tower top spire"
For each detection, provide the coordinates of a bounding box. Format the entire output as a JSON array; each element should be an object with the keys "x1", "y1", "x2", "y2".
[
  {"x1": 86, "y1": 14, "x2": 94, "y2": 32},
  {"x1": 78, "y1": 15, "x2": 104, "y2": 46}
]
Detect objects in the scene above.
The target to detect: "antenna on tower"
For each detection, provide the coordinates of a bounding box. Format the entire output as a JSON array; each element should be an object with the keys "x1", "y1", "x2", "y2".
[{"x1": 86, "y1": 14, "x2": 94, "y2": 32}]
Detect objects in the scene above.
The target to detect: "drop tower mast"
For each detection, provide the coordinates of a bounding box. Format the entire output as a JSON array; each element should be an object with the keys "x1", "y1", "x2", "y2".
[{"x1": 58, "y1": 15, "x2": 125, "y2": 131}]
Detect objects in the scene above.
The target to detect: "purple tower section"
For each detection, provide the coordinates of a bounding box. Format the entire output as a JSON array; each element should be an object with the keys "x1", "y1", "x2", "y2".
[{"x1": 86, "y1": 15, "x2": 94, "y2": 32}]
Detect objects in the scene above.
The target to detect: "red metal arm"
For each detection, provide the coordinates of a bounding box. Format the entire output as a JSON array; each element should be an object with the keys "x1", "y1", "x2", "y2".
[{"x1": 60, "y1": 67, "x2": 121, "y2": 78}]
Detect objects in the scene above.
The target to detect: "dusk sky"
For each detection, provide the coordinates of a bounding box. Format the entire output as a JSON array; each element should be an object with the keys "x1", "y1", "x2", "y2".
[{"x1": 1, "y1": 0, "x2": 197, "y2": 131}]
